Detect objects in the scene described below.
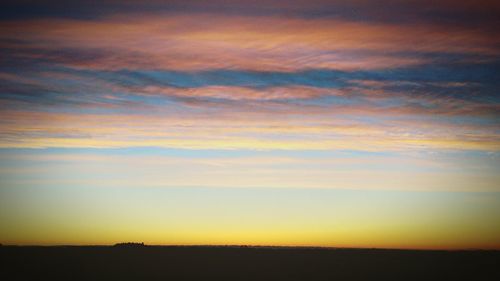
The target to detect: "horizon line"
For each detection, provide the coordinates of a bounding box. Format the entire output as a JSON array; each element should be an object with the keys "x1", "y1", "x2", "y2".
[{"x1": 2, "y1": 243, "x2": 499, "y2": 252}]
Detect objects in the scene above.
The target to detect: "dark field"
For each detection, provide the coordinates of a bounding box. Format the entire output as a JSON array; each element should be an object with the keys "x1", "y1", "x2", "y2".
[{"x1": 1, "y1": 246, "x2": 499, "y2": 280}]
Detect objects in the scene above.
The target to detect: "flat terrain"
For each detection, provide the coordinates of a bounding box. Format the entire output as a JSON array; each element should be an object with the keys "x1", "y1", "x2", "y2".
[{"x1": 1, "y1": 246, "x2": 499, "y2": 280}]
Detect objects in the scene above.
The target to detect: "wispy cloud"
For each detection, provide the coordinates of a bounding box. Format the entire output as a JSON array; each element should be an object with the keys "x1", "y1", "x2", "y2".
[
  {"x1": 0, "y1": 7, "x2": 499, "y2": 152},
  {"x1": 1, "y1": 14, "x2": 498, "y2": 72}
]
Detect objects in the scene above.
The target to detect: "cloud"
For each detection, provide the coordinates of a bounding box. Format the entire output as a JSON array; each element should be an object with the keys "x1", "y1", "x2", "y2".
[
  {"x1": 1, "y1": 65, "x2": 499, "y2": 153},
  {"x1": 136, "y1": 85, "x2": 339, "y2": 101},
  {"x1": 0, "y1": 9, "x2": 498, "y2": 153},
  {"x1": 1, "y1": 14, "x2": 498, "y2": 72},
  {"x1": 1, "y1": 106, "x2": 498, "y2": 152}
]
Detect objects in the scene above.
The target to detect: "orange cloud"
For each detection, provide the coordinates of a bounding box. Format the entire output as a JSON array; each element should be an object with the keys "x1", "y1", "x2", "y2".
[
  {"x1": 1, "y1": 108, "x2": 498, "y2": 151},
  {"x1": 137, "y1": 86, "x2": 339, "y2": 100},
  {"x1": 2, "y1": 14, "x2": 498, "y2": 72}
]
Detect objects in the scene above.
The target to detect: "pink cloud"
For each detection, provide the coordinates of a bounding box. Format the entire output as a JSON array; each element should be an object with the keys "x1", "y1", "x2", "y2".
[{"x1": 2, "y1": 14, "x2": 498, "y2": 72}]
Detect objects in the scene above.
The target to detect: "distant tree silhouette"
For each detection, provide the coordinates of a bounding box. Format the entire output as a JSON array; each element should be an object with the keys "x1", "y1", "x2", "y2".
[{"x1": 113, "y1": 242, "x2": 145, "y2": 247}]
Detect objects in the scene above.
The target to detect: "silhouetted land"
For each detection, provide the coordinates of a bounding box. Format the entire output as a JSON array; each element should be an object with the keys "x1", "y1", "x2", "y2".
[{"x1": 1, "y1": 245, "x2": 499, "y2": 280}]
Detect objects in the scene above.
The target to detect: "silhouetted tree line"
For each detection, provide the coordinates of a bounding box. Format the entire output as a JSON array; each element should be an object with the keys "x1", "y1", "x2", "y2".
[{"x1": 113, "y1": 242, "x2": 146, "y2": 247}]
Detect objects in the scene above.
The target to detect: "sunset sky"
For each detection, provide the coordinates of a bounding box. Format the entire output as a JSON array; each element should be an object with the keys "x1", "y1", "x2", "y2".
[{"x1": 1, "y1": 0, "x2": 499, "y2": 249}]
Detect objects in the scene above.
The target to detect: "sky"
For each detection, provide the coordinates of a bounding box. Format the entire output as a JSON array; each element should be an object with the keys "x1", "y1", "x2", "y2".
[{"x1": 0, "y1": 0, "x2": 499, "y2": 249}]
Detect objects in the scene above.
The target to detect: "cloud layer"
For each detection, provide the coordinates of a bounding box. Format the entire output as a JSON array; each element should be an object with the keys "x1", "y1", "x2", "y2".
[{"x1": 0, "y1": 1, "x2": 499, "y2": 152}]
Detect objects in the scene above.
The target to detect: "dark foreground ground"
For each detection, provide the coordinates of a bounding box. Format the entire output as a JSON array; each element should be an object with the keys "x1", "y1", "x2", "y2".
[{"x1": 1, "y1": 246, "x2": 499, "y2": 280}]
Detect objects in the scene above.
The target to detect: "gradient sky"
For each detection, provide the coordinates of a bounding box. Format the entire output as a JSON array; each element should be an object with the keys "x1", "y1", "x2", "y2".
[{"x1": 1, "y1": 0, "x2": 499, "y2": 249}]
